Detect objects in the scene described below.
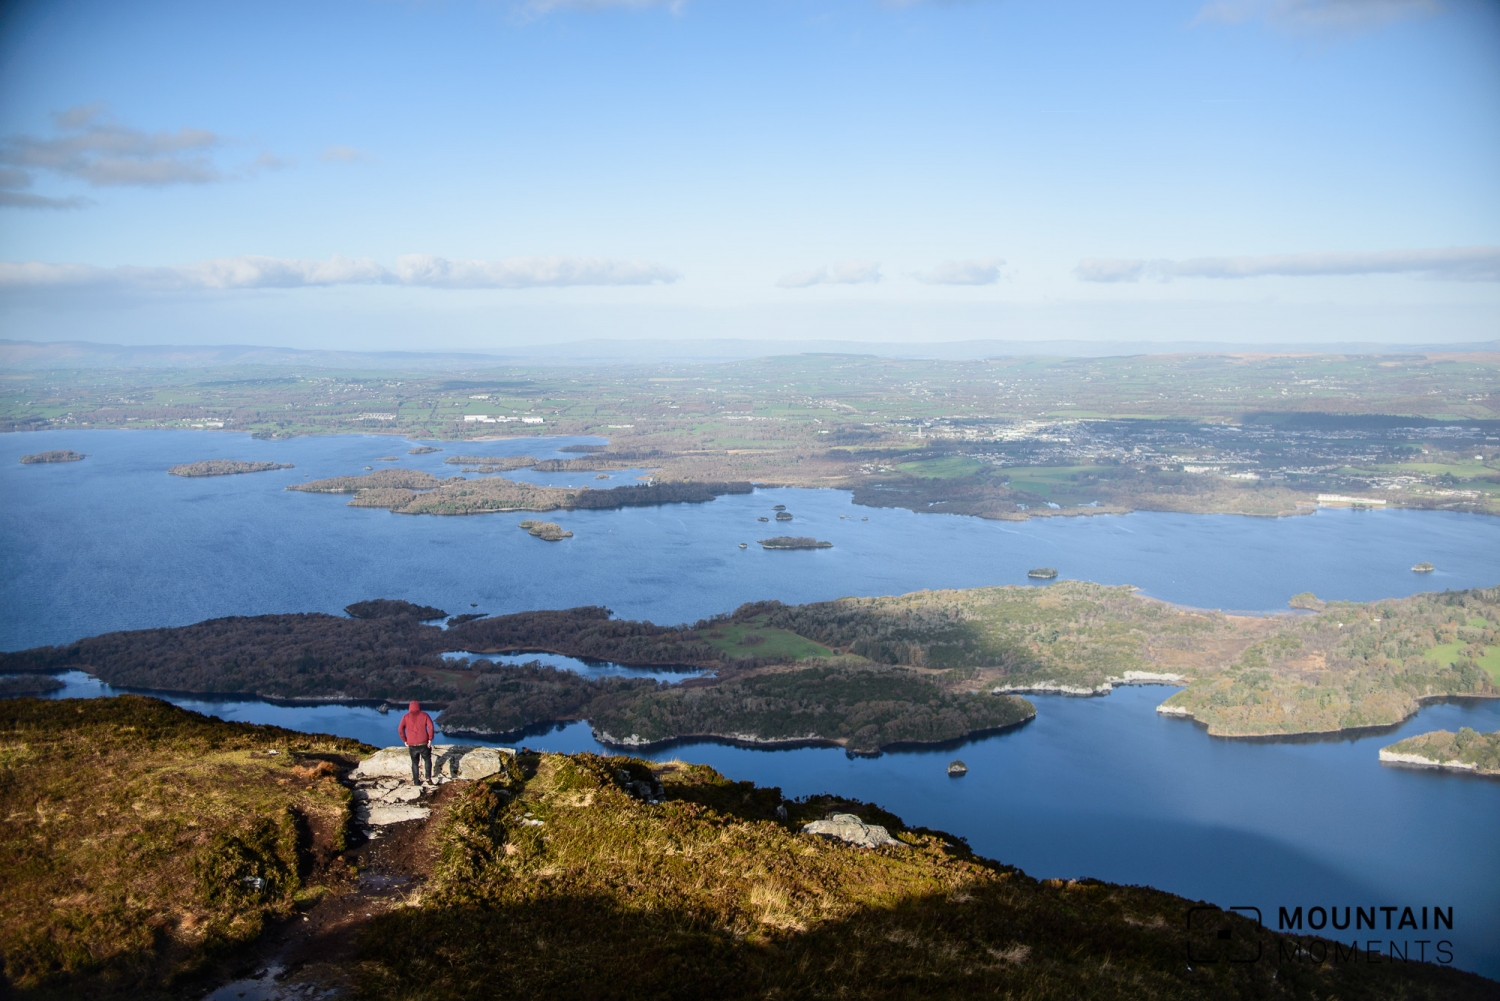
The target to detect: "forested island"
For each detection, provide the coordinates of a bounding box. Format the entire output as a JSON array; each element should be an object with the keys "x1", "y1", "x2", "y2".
[
  {"x1": 5, "y1": 583, "x2": 1495, "y2": 747},
  {"x1": 758, "y1": 536, "x2": 831, "y2": 549},
  {"x1": 168, "y1": 459, "x2": 295, "y2": 476},
  {"x1": 6, "y1": 697, "x2": 1487, "y2": 1000},
  {"x1": 1381, "y1": 728, "x2": 1500, "y2": 775},
  {"x1": 18, "y1": 449, "x2": 85, "y2": 463},
  {"x1": 519, "y1": 519, "x2": 572, "y2": 541},
  {"x1": 286, "y1": 469, "x2": 752, "y2": 516}
]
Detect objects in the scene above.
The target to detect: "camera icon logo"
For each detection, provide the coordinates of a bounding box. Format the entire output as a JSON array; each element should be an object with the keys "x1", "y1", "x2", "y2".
[{"x1": 1187, "y1": 906, "x2": 1263, "y2": 964}]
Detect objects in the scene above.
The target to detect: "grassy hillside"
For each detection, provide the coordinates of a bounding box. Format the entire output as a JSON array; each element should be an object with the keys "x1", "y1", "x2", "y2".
[
  {"x1": 0, "y1": 697, "x2": 370, "y2": 998},
  {"x1": 1, "y1": 698, "x2": 1492, "y2": 999},
  {"x1": 352, "y1": 750, "x2": 1491, "y2": 1000}
]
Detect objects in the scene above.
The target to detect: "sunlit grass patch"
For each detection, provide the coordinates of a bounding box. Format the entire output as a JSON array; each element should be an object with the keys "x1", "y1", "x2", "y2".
[
  {"x1": 0, "y1": 696, "x2": 370, "y2": 997},
  {"x1": 894, "y1": 456, "x2": 985, "y2": 479},
  {"x1": 700, "y1": 620, "x2": 832, "y2": 660}
]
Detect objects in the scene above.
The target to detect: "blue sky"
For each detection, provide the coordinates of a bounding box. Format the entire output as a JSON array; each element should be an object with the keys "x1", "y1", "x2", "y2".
[{"x1": 0, "y1": 0, "x2": 1497, "y2": 350}]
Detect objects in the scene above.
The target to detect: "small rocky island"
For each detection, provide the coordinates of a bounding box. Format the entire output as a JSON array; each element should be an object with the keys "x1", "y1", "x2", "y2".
[
  {"x1": 407, "y1": 445, "x2": 442, "y2": 454},
  {"x1": 1381, "y1": 728, "x2": 1499, "y2": 775},
  {"x1": 1412, "y1": 562, "x2": 1436, "y2": 573},
  {"x1": 168, "y1": 460, "x2": 295, "y2": 477},
  {"x1": 759, "y1": 536, "x2": 832, "y2": 549},
  {"x1": 19, "y1": 450, "x2": 85, "y2": 464},
  {"x1": 947, "y1": 759, "x2": 968, "y2": 776},
  {"x1": 1027, "y1": 568, "x2": 1059, "y2": 579},
  {"x1": 520, "y1": 519, "x2": 573, "y2": 541}
]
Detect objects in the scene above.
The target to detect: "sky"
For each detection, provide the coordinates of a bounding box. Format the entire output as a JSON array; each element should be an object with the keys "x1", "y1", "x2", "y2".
[{"x1": 0, "y1": 0, "x2": 1497, "y2": 352}]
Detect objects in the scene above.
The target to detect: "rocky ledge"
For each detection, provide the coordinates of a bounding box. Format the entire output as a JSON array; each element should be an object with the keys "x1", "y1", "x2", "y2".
[{"x1": 348, "y1": 744, "x2": 516, "y2": 831}]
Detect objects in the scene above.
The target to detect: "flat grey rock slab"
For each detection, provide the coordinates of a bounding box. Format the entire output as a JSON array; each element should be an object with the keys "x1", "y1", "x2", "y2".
[
  {"x1": 802, "y1": 813, "x2": 901, "y2": 848},
  {"x1": 357, "y1": 803, "x2": 432, "y2": 826},
  {"x1": 350, "y1": 745, "x2": 515, "y2": 782}
]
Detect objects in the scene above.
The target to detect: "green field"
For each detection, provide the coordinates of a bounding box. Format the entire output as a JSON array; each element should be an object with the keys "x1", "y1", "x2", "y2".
[
  {"x1": 700, "y1": 619, "x2": 833, "y2": 661},
  {"x1": 1001, "y1": 466, "x2": 1097, "y2": 496},
  {"x1": 1420, "y1": 642, "x2": 1500, "y2": 683},
  {"x1": 894, "y1": 456, "x2": 986, "y2": 479}
]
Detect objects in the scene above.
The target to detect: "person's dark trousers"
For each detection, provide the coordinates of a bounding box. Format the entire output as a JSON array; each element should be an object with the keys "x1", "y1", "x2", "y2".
[{"x1": 408, "y1": 744, "x2": 432, "y2": 784}]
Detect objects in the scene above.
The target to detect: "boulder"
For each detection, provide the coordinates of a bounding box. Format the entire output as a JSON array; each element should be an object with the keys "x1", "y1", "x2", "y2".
[
  {"x1": 350, "y1": 745, "x2": 514, "y2": 782},
  {"x1": 802, "y1": 813, "x2": 902, "y2": 849}
]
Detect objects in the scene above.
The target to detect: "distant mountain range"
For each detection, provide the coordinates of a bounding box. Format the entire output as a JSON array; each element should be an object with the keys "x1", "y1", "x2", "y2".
[{"x1": 3, "y1": 336, "x2": 1497, "y2": 370}]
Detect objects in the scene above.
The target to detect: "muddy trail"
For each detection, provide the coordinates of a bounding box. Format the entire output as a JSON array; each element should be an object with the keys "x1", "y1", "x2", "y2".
[{"x1": 196, "y1": 782, "x2": 461, "y2": 1001}]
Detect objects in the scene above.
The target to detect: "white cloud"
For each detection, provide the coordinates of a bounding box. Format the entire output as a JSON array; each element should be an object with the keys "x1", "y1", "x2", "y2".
[
  {"x1": 777, "y1": 260, "x2": 883, "y2": 288},
  {"x1": 913, "y1": 258, "x2": 1004, "y2": 285},
  {"x1": 320, "y1": 145, "x2": 374, "y2": 163},
  {"x1": 392, "y1": 254, "x2": 679, "y2": 288},
  {"x1": 1196, "y1": 0, "x2": 1441, "y2": 34},
  {"x1": 0, "y1": 103, "x2": 290, "y2": 208},
  {"x1": 1075, "y1": 246, "x2": 1500, "y2": 283},
  {"x1": 1074, "y1": 258, "x2": 1149, "y2": 283},
  {"x1": 0, "y1": 254, "x2": 681, "y2": 291}
]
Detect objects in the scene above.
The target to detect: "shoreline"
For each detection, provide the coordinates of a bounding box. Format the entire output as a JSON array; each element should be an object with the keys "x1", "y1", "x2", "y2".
[
  {"x1": 1157, "y1": 693, "x2": 1500, "y2": 742},
  {"x1": 589, "y1": 708, "x2": 1039, "y2": 755}
]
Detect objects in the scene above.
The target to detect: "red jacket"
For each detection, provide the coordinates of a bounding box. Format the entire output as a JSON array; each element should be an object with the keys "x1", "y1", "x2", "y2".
[{"x1": 399, "y1": 709, "x2": 435, "y2": 745}]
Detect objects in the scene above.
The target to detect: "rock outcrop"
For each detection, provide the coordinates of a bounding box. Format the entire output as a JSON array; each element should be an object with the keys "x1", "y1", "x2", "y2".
[
  {"x1": 350, "y1": 744, "x2": 514, "y2": 782},
  {"x1": 349, "y1": 745, "x2": 516, "y2": 831},
  {"x1": 802, "y1": 813, "x2": 902, "y2": 848}
]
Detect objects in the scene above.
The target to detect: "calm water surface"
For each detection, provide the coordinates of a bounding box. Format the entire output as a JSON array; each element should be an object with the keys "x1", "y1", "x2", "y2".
[{"x1": 4, "y1": 430, "x2": 1499, "y2": 977}]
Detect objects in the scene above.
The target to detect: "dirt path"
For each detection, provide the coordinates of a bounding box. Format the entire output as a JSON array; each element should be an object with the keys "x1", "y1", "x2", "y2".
[{"x1": 198, "y1": 782, "x2": 462, "y2": 1000}]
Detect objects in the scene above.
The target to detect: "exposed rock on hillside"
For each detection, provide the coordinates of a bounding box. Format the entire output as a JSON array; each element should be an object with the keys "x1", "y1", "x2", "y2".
[{"x1": 803, "y1": 813, "x2": 901, "y2": 848}]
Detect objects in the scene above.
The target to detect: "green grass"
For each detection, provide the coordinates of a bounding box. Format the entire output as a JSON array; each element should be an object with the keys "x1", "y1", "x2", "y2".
[
  {"x1": 1424, "y1": 642, "x2": 1466, "y2": 667},
  {"x1": 999, "y1": 465, "x2": 1095, "y2": 496},
  {"x1": 895, "y1": 456, "x2": 986, "y2": 479},
  {"x1": 1423, "y1": 642, "x2": 1500, "y2": 680},
  {"x1": 699, "y1": 619, "x2": 832, "y2": 660}
]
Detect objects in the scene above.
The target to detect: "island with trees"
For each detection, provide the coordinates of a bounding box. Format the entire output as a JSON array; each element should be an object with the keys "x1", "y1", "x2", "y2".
[
  {"x1": 168, "y1": 460, "x2": 295, "y2": 476},
  {"x1": 19, "y1": 450, "x2": 85, "y2": 463},
  {"x1": 519, "y1": 519, "x2": 572, "y2": 541},
  {"x1": 758, "y1": 536, "x2": 831, "y2": 549}
]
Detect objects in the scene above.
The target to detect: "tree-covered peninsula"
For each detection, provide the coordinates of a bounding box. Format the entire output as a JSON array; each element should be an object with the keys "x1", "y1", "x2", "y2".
[
  {"x1": 1381, "y1": 727, "x2": 1500, "y2": 775},
  {"x1": 5, "y1": 697, "x2": 1489, "y2": 1000},
  {"x1": 4, "y1": 585, "x2": 1495, "y2": 746}
]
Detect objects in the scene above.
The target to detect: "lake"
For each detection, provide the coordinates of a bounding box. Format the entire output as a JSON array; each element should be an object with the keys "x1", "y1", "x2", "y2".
[
  {"x1": 4, "y1": 429, "x2": 1499, "y2": 978},
  {"x1": 5, "y1": 429, "x2": 1499, "y2": 650}
]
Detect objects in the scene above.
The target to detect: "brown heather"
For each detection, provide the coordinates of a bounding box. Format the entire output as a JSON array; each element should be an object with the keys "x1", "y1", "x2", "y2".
[
  {"x1": 0, "y1": 697, "x2": 371, "y2": 998},
  {"x1": 352, "y1": 752, "x2": 1491, "y2": 1000}
]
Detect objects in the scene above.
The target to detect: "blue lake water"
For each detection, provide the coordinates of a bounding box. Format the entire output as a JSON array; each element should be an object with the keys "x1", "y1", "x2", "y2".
[
  {"x1": 4, "y1": 429, "x2": 1499, "y2": 978},
  {"x1": 4, "y1": 429, "x2": 1499, "y2": 650},
  {"x1": 439, "y1": 650, "x2": 705, "y2": 682}
]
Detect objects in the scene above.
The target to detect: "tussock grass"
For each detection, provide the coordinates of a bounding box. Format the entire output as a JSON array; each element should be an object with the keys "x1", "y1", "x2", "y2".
[
  {"x1": 354, "y1": 752, "x2": 1491, "y2": 1000},
  {"x1": 0, "y1": 696, "x2": 371, "y2": 998}
]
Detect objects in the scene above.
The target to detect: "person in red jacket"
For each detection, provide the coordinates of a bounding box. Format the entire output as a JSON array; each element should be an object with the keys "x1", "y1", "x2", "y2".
[{"x1": 398, "y1": 700, "x2": 435, "y2": 784}]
